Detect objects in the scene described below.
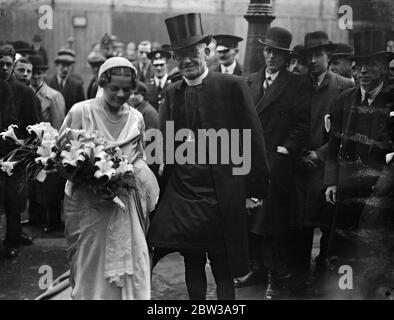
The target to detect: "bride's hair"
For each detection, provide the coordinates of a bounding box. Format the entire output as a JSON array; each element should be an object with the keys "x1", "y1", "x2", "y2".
[{"x1": 98, "y1": 66, "x2": 137, "y2": 89}]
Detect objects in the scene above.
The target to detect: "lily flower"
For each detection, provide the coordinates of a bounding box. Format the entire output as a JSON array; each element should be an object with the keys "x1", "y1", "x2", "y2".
[
  {"x1": 115, "y1": 160, "x2": 134, "y2": 175},
  {"x1": 94, "y1": 159, "x2": 116, "y2": 179},
  {"x1": 0, "y1": 125, "x2": 23, "y2": 145},
  {"x1": 35, "y1": 141, "x2": 56, "y2": 166},
  {"x1": 61, "y1": 140, "x2": 86, "y2": 167},
  {"x1": 0, "y1": 160, "x2": 19, "y2": 176},
  {"x1": 36, "y1": 169, "x2": 47, "y2": 182},
  {"x1": 26, "y1": 122, "x2": 52, "y2": 140}
]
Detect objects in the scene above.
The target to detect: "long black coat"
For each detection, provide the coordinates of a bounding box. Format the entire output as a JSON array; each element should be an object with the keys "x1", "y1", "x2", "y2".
[
  {"x1": 147, "y1": 71, "x2": 270, "y2": 277},
  {"x1": 0, "y1": 80, "x2": 18, "y2": 156},
  {"x1": 247, "y1": 68, "x2": 312, "y2": 236}
]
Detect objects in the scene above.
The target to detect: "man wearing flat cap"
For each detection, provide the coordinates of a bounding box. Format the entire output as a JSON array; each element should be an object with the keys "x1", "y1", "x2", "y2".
[
  {"x1": 329, "y1": 43, "x2": 355, "y2": 81},
  {"x1": 86, "y1": 51, "x2": 106, "y2": 99},
  {"x1": 147, "y1": 13, "x2": 269, "y2": 300},
  {"x1": 245, "y1": 27, "x2": 312, "y2": 299},
  {"x1": 325, "y1": 30, "x2": 394, "y2": 299},
  {"x1": 293, "y1": 31, "x2": 354, "y2": 287},
  {"x1": 47, "y1": 49, "x2": 85, "y2": 114},
  {"x1": 211, "y1": 35, "x2": 243, "y2": 76}
]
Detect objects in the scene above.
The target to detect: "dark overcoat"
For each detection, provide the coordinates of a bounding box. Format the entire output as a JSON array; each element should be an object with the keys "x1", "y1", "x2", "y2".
[
  {"x1": 211, "y1": 60, "x2": 243, "y2": 76},
  {"x1": 147, "y1": 71, "x2": 270, "y2": 277},
  {"x1": 247, "y1": 68, "x2": 312, "y2": 236},
  {"x1": 145, "y1": 76, "x2": 172, "y2": 111}
]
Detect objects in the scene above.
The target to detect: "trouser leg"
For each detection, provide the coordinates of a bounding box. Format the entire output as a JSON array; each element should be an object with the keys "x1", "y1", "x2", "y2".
[
  {"x1": 182, "y1": 249, "x2": 208, "y2": 300},
  {"x1": 208, "y1": 251, "x2": 235, "y2": 300}
]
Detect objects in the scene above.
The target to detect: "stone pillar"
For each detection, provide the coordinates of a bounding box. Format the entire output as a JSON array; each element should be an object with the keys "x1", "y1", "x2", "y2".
[{"x1": 243, "y1": 0, "x2": 275, "y2": 76}]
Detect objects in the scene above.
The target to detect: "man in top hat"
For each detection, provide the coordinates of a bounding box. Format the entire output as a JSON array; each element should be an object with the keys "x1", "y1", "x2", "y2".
[
  {"x1": 86, "y1": 51, "x2": 106, "y2": 99},
  {"x1": 133, "y1": 40, "x2": 154, "y2": 83},
  {"x1": 147, "y1": 13, "x2": 269, "y2": 300},
  {"x1": 245, "y1": 27, "x2": 312, "y2": 299},
  {"x1": 32, "y1": 34, "x2": 48, "y2": 65},
  {"x1": 47, "y1": 48, "x2": 85, "y2": 114},
  {"x1": 145, "y1": 49, "x2": 172, "y2": 111},
  {"x1": 329, "y1": 43, "x2": 355, "y2": 81},
  {"x1": 293, "y1": 31, "x2": 354, "y2": 287},
  {"x1": 211, "y1": 35, "x2": 243, "y2": 76},
  {"x1": 325, "y1": 30, "x2": 394, "y2": 299},
  {"x1": 28, "y1": 54, "x2": 66, "y2": 232}
]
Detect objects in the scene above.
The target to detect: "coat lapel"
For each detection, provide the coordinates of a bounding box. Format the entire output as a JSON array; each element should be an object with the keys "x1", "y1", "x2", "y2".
[
  {"x1": 256, "y1": 70, "x2": 290, "y2": 114},
  {"x1": 247, "y1": 68, "x2": 264, "y2": 105}
]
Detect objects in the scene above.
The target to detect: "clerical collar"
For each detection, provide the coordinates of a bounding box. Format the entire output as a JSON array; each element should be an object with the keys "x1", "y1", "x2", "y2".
[
  {"x1": 154, "y1": 74, "x2": 168, "y2": 89},
  {"x1": 184, "y1": 67, "x2": 209, "y2": 87},
  {"x1": 221, "y1": 60, "x2": 237, "y2": 74},
  {"x1": 265, "y1": 69, "x2": 280, "y2": 82},
  {"x1": 360, "y1": 81, "x2": 384, "y2": 105}
]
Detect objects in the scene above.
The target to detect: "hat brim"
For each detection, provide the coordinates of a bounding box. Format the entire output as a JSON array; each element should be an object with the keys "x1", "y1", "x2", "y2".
[
  {"x1": 257, "y1": 39, "x2": 293, "y2": 52},
  {"x1": 301, "y1": 43, "x2": 337, "y2": 53},
  {"x1": 330, "y1": 53, "x2": 353, "y2": 60},
  {"x1": 170, "y1": 35, "x2": 212, "y2": 51},
  {"x1": 54, "y1": 55, "x2": 76, "y2": 63},
  {"x1": 17, "y1": 49, "x2": 36, "y2": 55},
  {"x1": 352, "y1": 51, "x2": 394, "y2": 61},
  {"x1": 216, "y1": 45, "x2": 231, "y2": 51}
]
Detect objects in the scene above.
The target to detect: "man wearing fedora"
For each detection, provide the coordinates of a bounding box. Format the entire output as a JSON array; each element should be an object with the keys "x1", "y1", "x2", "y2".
[
  {"x1": 47, "y1": 49, "x2": 85, "y2": 114},
  {"x1": 147, "y1": 13, "x2": 269, "y2": 300},
  {"x1": 329, "y1": 43, "x2": 355, "y2": 81},
  {"x1": 325, "y1": 30, "x2": 394, "y2": 298},
  {"x1": 245, "y1": 27, "x2": 311, "y2": 299},
  {"x1": 293, "y1": 31, "x2": 354, "y2": 285},
  {"x1": 145, "y1": 49, "x2": 172, "y2": 111},
  {"x1": 211, "y1": 35, "x2": 243, "y2": 76}
]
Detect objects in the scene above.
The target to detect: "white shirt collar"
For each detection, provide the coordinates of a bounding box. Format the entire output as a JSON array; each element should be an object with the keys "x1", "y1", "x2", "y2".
[
  {"x1": 154, "y1": 74, "x2": 168, "y2": 88},
  {"x1": 265, "y1": 69, "x2": 280, "y2": 83},
  {"x1": 57, "y1": 75, "x2": 67, "y2": 87},
  {"x1": 316, "y1": 70, "x2": 328, "y2": 86},
  {"x1": 220, "y1": 60, "x2": 237, "y2": 74},
  {"x1": 184, "y1": 67, "x2": 209, "y2": 87},
  {"x1": 360, "y1": 81, "x2": 384, "y2": 105}
]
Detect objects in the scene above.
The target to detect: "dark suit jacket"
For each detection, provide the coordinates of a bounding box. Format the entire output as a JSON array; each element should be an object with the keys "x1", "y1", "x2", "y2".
[
  {"x1": 133, "y1": 61, "x2": 154, "y2": 83},
  {"x1": 211, "y1": 60, "x2": 243, "y2": 76},
  {"x1": 148, "y1": 71, "x2": 269, "y2": 277},
  {"x1": 0, "y1": 79, "x2": 18, "y2": 157},
  {"x1": 47, "y1": 75, "x2": 85, "y2": 114},
  {"x1": 145, "y1": 76, "x2": 172, "y2": 111},
  {"x1": 247, "y1": 68, "x2": 312, "y2": 235}
]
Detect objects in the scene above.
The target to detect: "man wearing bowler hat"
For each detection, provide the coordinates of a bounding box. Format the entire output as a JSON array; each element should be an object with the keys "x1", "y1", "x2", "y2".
[
  {"x1": 32, "y1": 34, "x2": 48, "y2": 66},
  {"x1": 146, "y1": 49, "x2": 172, "y2": 111},
  {"x1": 293, "y1": 31, "x2": 354, "y2": 286},
  {"x1": 147, "y1": 13, "x2": 269, "y2": 300},
  {"x1": 211, "y1": 35, "x2": 243, "y2": 76},
  {"x1": 245, "y1": 27, "x2": 311, "y2": 299},
  {"x1": 325, "y1": 30, "x2": 394, "y2": 298},
  {"x1": 47, "y1": 49, "x2": 85, "y2": 114},
  {"x1": 329, "y1": 43, "x2": 355, "y2": 81}
]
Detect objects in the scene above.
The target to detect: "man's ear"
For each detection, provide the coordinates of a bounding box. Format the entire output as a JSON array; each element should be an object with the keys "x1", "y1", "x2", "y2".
[{"x1": 204, "y1": 47, "x2": 210, "y2": 60}]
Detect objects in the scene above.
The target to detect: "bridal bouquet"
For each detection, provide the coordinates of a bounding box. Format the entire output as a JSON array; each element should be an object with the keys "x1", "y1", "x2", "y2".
[{"x1": 0, "y1": 123, "x2": 136, "y2": 212}]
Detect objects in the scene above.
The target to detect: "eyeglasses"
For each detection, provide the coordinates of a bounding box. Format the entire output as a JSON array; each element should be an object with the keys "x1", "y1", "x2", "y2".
[{"x1": 173, "y1": 47, "x2": 204, "y2": 61}]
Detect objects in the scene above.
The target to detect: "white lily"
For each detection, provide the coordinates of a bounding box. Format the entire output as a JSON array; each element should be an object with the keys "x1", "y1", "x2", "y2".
[
  {"x1": 94, "y1": 159, "x2": 116, "y2": 179},
  {"x1": 36, "y1": 169, "x2": 47, "y2": 182},
  {"x1": 61, "y1": 140, "x2": 86, "y2": 166},
  {"x1": 35, "y1": 140, "x2": 56, "y2": 166},
  {"x1": 0, "y1": 125, "x2": 23, "y2": 145},
  {"x1": 26, "y1": 122, "x2": 52, "y2": 140},
  {"x1": 0, "y1": 160, "x2": 19, "y2": 176},
  {"x1": 115, "y1": 160, "x2": 134, "y2": 175}
]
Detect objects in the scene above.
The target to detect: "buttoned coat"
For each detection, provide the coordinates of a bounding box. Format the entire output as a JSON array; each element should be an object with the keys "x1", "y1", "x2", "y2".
[{"x1": 145, "y1": 76, "x2": 172, "y2": 111}]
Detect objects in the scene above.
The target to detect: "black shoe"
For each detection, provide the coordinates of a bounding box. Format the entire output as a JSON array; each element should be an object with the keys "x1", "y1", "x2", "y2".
[
  {"x1": 5, "y1": 247, "x2": 19, "y2": 259},
  {"x1": 265, "y1": 272, "x2": 290, "y2": 300},
  {"x1": 20, "y1": 232, "x2": 33, "y2": 245},
  {"x1": 234, "y1": 269, "x2": 265, "y2": 288}
]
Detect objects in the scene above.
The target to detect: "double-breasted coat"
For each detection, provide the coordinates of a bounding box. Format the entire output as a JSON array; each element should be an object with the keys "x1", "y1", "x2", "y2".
[
  {"x1": 247, "y1": 68, "x2": 312, "y2": 236},
  {"x1": 147, "y1": 71, "x2": 270, "y2": 277},
  {"x1": 145, "y1": 76, "x2": 172, "y2": 111}
]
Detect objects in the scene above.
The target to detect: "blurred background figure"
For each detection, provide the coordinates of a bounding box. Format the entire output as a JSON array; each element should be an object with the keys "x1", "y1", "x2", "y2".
[
  {"x1": 126, "y1": 42, "x2": 137, "y2": 62},
  {"x1": 113, "y1": 41, "x2": 125, "y2": 57},
  {"x1": 100, "y1": 33, "x2": 115, "y2": 59},
  {"x1": 13, "y1": 40, "x2": 35, "y2": 59},
  {"x1": 47, "y1": 48, "x2": 85, "y2": 114},
  {"x1": 134, "y1": 40, "x2": 153, "y2": 83},
  {"x1": 207, "y1": 38, "x2": 220, "y2": 70},
  {"x1": 212, "y1": 34, "x2": 243, "y2": 75},
  {"x1": 146, "y1": 49, "x2": 171, "y2": 111},
  {"x1": 387, "y1": 39, "x2": 394, "y2": 53},
  {"x1": 13, "y1": 57, "x2": 32, "y2": 86},
  {"x1": 86, "y1": 51, "x2": 106, "y2": 99},
  {"x1": 289, "y1": 45, "x2": 309, "y2": 75},
  {"x1": 329, "y1": 43, "x2": 355, "y2": 82},
  {"x1": 152, "y1": 41, "x2": 162, "y2": 51},
  {"x1": 32, "y1": 34, "x2": 48, "y2": 65},
  {"x1": 65, "y1": 36, "x2": 75, "y2": 51}
]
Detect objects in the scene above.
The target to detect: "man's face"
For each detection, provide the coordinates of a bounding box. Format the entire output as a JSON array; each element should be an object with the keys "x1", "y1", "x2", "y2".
[
  {"x1": 174, "y1": 44, "x2": 209, "y2": 80},
  {"x1": 13, "y1": 61, "x2": 33, "y2": 85},
  {"x1": 129, "y1": 91, "x2": 144, "y2": 106},
  {"x1": 306, "y1": 48, "x2": 329, "y2": 76},
  {"x1": 355, "y1": 57, "x2": 387, "y2": 91},
  {"x1": 152, "y1": 61, "x2": 168, "y2": 78},
  {"x1": 31, "y1": 69, "x2": 46, "y2": 88},
  {"x1": 101, "y1": 45, "x2": 114, "y2": 59},
  {"x1": 56, "y1": 62, "x2": 72, "y2": 79},
  {"x1": 217, "y1": 48, "x2": 237, "y2": 67},
  {"x1": 263, "y1": 47, "x2": 288, "y2": 74},
  {"x1": 330, "y1": 57, "x2": 353, "y2": 79},
  {"x1": 289, "y1": 58, "x2": 308, "y2": 75},
  {"x1": 0, "y1": 55, "x2": 14, "y2": 81},
  {"x1": 387, "y1": 40, "x2": 394, "y2": 53},
  {"x1": 138, "y1": 44, "x2": 151, "y2": 64}
]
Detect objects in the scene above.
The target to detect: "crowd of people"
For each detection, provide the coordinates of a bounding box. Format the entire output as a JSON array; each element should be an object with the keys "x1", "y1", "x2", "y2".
[{"x1": 0, "y1": 12, "x2": 393, "y2": 300}]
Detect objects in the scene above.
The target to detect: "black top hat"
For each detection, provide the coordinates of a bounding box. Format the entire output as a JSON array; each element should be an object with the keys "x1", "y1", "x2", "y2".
[
  {"x1": 147, "y1": 50, "x2": 172, "y2": 63},
  {"x1": 29, "y1": 55, "x2": 49, "y2": 71},
  {"x1": 258, "y1": 27, "x2": 293, "y2": 52},
  {"x1": 302, "y1": 31, "x2": 336, "y2": 51},
  {"x1": 165, "y1": 13, "x2": 212, "y2": 51},
  {"x1": 331, "y1": 43, "x2": 354, "y2": 59},
  {"x1": 213, "y1": 35, "x2": 243, "y2": 51},
  {"x1": 13, "y1": 41, "x2": 35, "y2": 55},
  {"x1": 353, "y1": 30, "x2": 394, "y2": 61}
]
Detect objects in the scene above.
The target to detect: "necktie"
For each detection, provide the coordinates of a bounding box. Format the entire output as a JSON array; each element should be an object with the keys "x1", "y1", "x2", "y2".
[
  {"x1": 263, "y1": 76, "x2": 272, "y2": 93},
  {"x1": 361, "y1": 92, "x2": 370, "y2": 106},
  {"x1": 225, "y1": 68, "x2": 229, "y2": 74}
]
